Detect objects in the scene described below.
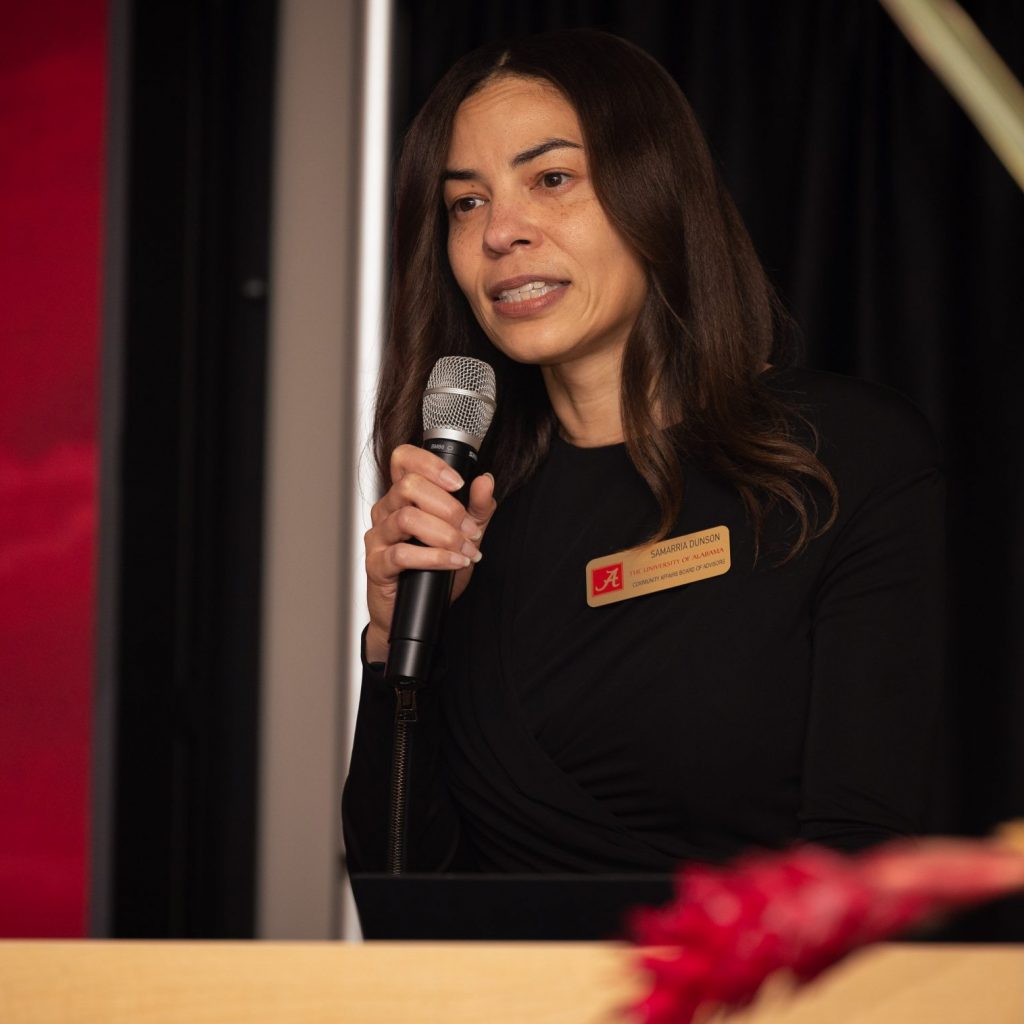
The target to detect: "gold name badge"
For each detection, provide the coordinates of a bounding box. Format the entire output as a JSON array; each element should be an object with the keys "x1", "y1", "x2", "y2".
[{"x1": 586, "y1": 526, "x2": 731, "y2": 607}]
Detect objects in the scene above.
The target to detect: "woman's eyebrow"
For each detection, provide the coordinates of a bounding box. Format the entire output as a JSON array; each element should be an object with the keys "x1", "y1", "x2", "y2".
[
  {"x1": 442, "y1": 138, "x2": 583, "y2": 183},
  {"x1": 510, "y1": 138, "x2": 582, "y2": 167}
]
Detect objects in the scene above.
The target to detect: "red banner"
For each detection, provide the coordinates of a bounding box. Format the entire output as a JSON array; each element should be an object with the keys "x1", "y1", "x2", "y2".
[{"x1": 0, "y1": 0, "x2": 107, "y2": 937}]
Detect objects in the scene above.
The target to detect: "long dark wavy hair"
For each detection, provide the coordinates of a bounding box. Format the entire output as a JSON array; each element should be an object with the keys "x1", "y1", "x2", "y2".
[{"x1": 375, "y1": 29, "x2": 837, "y2": 560}]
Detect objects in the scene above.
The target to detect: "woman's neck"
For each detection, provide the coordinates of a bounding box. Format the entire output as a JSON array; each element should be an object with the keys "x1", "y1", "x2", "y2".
[{"x1": 541, "y1": 348, "x2": 625, "y2": 448}]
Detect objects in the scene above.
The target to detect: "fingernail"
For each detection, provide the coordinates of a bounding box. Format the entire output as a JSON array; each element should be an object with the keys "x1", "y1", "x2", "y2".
[
  {"x1": 461, "y1": 517, "x2": 483, "y2": 540},
  {"x1": 461, "y1": 540, "x2": 482, "y2": 563},
  {"x1": 440, "y1": 469, "x2": 464, "y2": 489},
  {"x1": 450, "y1": 552, "x2": 471, "y2": 568}
]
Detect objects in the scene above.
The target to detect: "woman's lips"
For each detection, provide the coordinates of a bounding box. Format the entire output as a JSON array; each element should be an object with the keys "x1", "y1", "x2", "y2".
[{"x1": 490, "y1": 278, "x2": 569, "y2": 317}]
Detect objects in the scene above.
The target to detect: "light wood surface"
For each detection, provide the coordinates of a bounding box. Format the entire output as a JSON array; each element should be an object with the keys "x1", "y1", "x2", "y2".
[{"x1": 0, "y1": 941, "x2": 1021, "y2": 1023}]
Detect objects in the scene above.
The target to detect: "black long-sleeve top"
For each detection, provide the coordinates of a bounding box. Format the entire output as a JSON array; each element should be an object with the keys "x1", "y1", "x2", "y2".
[{"x1": 343, "y1": 368, "x2": 945, "y2": 873}]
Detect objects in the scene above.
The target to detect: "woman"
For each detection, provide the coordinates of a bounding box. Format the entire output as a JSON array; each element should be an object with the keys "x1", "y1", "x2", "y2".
[{"x1": 343, "y1": 30, "x2": 943, "y2": 873}]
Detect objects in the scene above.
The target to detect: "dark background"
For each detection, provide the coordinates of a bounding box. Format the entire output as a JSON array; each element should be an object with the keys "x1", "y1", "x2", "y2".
[
  {"x1": 108, "y1": 0, "x2": 1022, "y2": 937},
  {"x1": 106, "y1": 0, "x2": 276, "y2": 936}
]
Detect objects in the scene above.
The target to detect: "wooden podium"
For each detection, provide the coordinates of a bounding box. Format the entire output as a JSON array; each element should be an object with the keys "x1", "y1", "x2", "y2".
[{"x1": 1, "y1": 941, "x2": 1022, "y2": 1023}]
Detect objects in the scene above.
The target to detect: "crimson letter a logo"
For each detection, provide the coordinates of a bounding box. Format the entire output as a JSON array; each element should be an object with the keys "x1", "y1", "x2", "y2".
[{"x1": 591, "y1": 562, "x2": 623, "y2": 596}]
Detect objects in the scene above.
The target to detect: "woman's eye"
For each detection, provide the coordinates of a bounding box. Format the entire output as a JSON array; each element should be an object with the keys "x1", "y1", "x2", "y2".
[
  {"x1": 451, "y1": 196, "x2": 483, "y2": 214},
  {"x1": 540, "y1": 172, "x2": 570, "y2": 189}
]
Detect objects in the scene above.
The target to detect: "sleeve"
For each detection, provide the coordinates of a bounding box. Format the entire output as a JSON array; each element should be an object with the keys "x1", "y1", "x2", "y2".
[
  {"x1": 341, "y1": 628, "x2": 469, "y2": 873},
  {"x1": 798, "y1": 402, "x2": 946, "y2": 852}
]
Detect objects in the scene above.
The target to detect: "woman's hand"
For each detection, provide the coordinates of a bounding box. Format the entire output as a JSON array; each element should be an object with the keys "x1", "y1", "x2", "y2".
[{"x1": 364, "y1": 444, "x2": 497, "y2": 664}]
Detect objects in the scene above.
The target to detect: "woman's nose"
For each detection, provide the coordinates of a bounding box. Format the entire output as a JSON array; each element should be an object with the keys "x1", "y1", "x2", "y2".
[{"x1": 481, "y1": 195, "x2": 537, "y2": 256}]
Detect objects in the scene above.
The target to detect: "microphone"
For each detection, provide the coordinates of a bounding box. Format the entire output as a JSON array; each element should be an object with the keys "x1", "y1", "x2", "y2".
[{"x1": 384, "y1": 356, "x2": 496, "y2": 687}]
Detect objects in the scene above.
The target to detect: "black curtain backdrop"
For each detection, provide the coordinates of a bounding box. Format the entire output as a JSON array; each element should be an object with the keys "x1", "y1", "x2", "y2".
[
  {"x1": 108, "y1": 0, "x2": 275, "y2": 936},
  {"x1": 392, "y1": 1, "x2": 1023, "y2": 932}
]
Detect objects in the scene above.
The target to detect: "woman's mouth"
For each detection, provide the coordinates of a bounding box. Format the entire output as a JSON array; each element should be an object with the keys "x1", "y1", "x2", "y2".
[
  {"x1": 491, "y1": 279, "x2": 569, "y2": 316},
  {"x1": 496, "y1": 280, "x2": 563, "y2": 302}
]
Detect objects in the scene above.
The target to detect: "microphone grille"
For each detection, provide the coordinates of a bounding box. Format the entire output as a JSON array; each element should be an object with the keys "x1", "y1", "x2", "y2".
[{"x1": 422, "y1": 357, "x2": 497, "y2": 446}]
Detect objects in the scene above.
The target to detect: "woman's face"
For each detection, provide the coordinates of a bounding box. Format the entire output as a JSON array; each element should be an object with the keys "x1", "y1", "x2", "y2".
[{"x1": 443, "y1": 76, "x2": 648, "y2": 372}]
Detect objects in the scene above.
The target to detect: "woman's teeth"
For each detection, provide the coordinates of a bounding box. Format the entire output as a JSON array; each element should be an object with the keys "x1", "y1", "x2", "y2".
[{"x1": 497, "y1": 281, "x2": 564, "y2": 303}]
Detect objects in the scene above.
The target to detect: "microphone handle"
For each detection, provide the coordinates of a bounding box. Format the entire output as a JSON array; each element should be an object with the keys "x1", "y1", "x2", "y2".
[{"x1": 384, "y1": 437, "x2": 480, "y2": 686}]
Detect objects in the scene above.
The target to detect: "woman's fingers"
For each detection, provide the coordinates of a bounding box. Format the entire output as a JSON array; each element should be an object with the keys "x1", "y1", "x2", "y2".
[
  {"x1": 373, "y1": 471, "x2": 476, "y2": 534},
  {"x1": 371, "y1": 444, "x2": 477, "y2": 536},
  {"x1": 369, "y1": 504, "x2": 482, "y2": 564},
  {"x1": 389, "y1": 443, "x2": 464, "y2": 489},
  {"x1": 448, "y1": 473, "x2": 498, "y2": 606},
  {"x1": 368, "y1": 507, "x2": 479, "y2": 581},
  {"x1": 465, "y1": 472, "x2": 497, "y2": 533},
  {"x1": 380, "y1": 541, "x2": 472, "y2": 576},
  {"x1": 366, "y1": 451, "x2": 489, "y2": 585},
  {"x1": 365, "y1": 449, "x2": 499, "y2": 658}
]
